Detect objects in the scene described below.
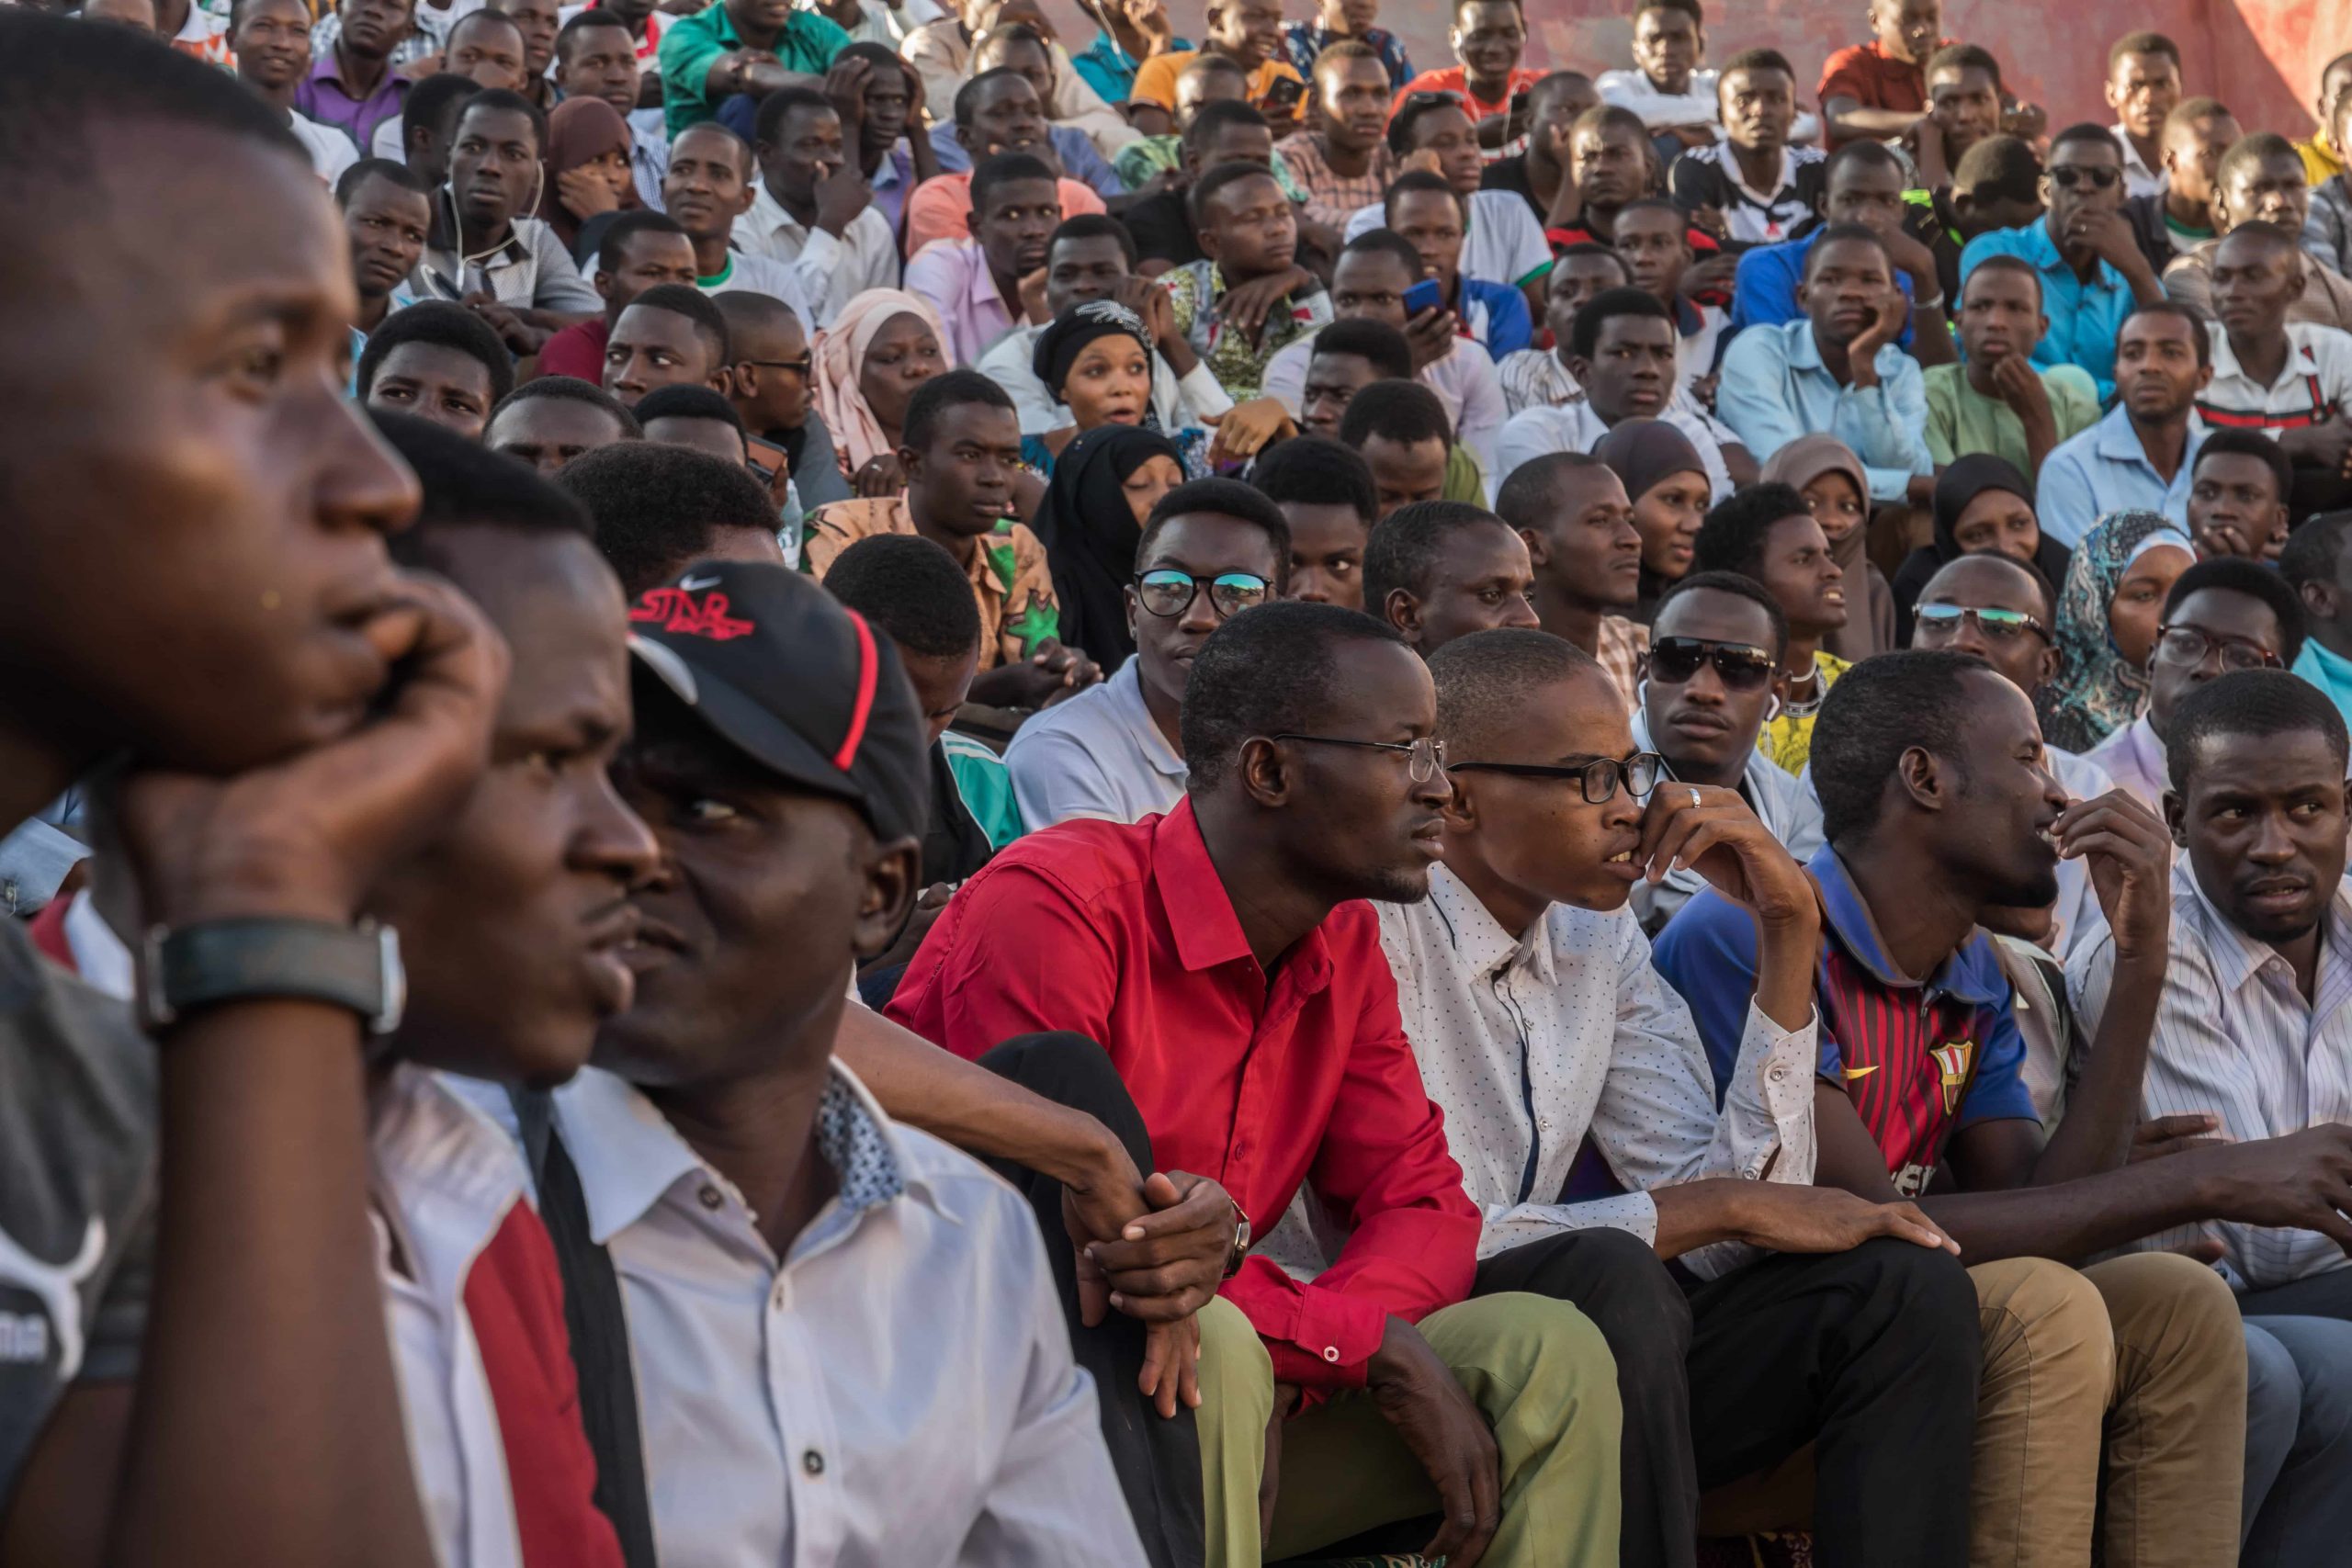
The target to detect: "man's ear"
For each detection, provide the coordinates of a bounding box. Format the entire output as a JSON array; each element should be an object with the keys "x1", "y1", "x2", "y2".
[
  {"x1": 899, "y1": 442, "x2": 923, "y2": 482},
  {"x1": 1125, "y1": 583, "x2": 1141, "y2": 641},
  {"x1": 594, "y1": 269, "x2": 616, "y2": 303},
  {"x1": 2162, "y1": 788, "x2": 2188, "y2": 847},
  {"x1": 2037, "y1": 642, "x2": 2061, "y2": 688},
  {"x1": 1382, "y1": 585, "x2": 1424, "y2": 644},
  {"x1": 1439, "y1": 765, "x2": 1476, "y2": 829},
  {"x1": 707, "y1": 364, "x2": 736, "y2": 396},
  {"x1": 1895, "y1": 742, "x2": 1949, "y2": 813},
  {"x1": 1236, "y1": 734, "x2": 1295, "y2": 809},
  {"x1": 850, "y1": 836, "x2": 922, "y2": 959},
  {"x1": 2301, "y1": 576, "x2": 2338, "y2": 623},
  {"x1": 1563, "y1": 353, "x2": 1593, "y2": 386},
  {"x1": 1517, "y1": 525, "x2": 1551, "y2": 568}
]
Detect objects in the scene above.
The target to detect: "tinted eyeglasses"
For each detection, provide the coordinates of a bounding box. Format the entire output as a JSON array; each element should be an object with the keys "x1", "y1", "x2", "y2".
[
  {"x1": 1913, "y1": 604, "x2": 2051, "y2": 643},
  {"x1": 737, "y1": 355, "x2": 812, "y2": 378},
  {"x1": 1133, "y1": 569, "x2": 1272, "y2": 620},
  {"x1": 1645, "y1": 637, "x2": 1776, "y2": 691},
  {"x1": 1269, "y1": 733, "x2": 1449, "y2": 782},
  {"x1": 2050, "y1": 164, "x2": 2122, "y2": 190},
  {"x1": 1448, "y1": 750, "x2": 1666, "y2": 806},
  {"x1": 2153, "y1": 623, "x2": 2281, "y2": 671}
]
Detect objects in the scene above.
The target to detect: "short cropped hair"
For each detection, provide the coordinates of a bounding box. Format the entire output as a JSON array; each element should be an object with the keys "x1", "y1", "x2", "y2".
[
  {"x1": 1963, "y1": 252, "x2": 2043, "y2": 303},
  {"x1": 971, "y1": 150, "x2": 1057, "y2": 212},
  {"x1": 1185, "y1": 96, "x2": 1269, "y2": 154},
  {"x1": 622, "y1": 283, "x2": 729, "y2": 364},
  {"x1": 822, "y1": 533, "x2": 984, "y2": 659},
  {"x1": 2121, "y1": 298, "x2": 2213, "y2": 367},
  {"x1": 1802, "y1": 220, "x2": 1891, "y2": 277},
  {"x1": 901, "y1": 368, "x2": 1014, "y2": 454},
  {"x1": 596, "y1": 209, "x2": 689, "y2": 276},
  {"x1": 1341, "y1": 226, "x2": 1428, "y2": 278},
  {"x1": 355, "y1": 300, "x2": 514, "y2": 402},
  {"x1": 1953, "y1": 134, "x2": 2041, "y2": 203},
  {"x1": 2165, "y1": 96, "x2": 2233, "y2": 136},
  {"x1": 335, "y1": 156, "x2": 429, "y2": 207},
  {"x1": 2166, "y1": 668, "x2": 2348, "y2": 793},
  {"x1": 1137, "y1": 478, "x2": 1293, "y2": 592},
  {"x1": 1824, "y1": 137, "x2": 1905, "y2": 186},
  {"x1": 2162, "y1": 556, "x2": 2307, "y2": 666},
  {"x1": 486, "y1": 375, "x2": 641, "y2": 438},
  {"x1": 1388, "y1": 90, "x2": 1473, "y2": 155},
  {"x1": 1190, "y1": 158, "x2": 1283, "y2": 230},
  {"x1": 1569, "y1": 285, "x2": 1672, "y2": 361},
  {"x1": 2193, "y1": 426, "x2": 2294, "y2": 508},
  {"x1": 555, "y1": 8, "x2": 630, "y2": 60},
  {"x1": 1718, "y1": 47, "x2": 1792, "y2": 79},
  {"x1": 2109, "y1": 29, "x2": 2181, "y2": 72},
  {"x1": 1494, "y1": 452, "x2": 1611, "y2": 536},
  {"x1": 1382, "y1": 167, "x2": 1462, "y2": 220},
  {"x1": 556, "y1": 441, "x2": 782, "y2": 598},
  {"x1": 632, "y1": 383, "x2": 745, "y2": 437},
  {"x1": 1428, "y1": 627, "x2": 1601, "y2": 755},
  {"x1": 952, "y1": 65, "x2": 1030, "y2": 130},
  {"x1": 1926, "y1": 42, "x2": 2001, "y2": 86},
  {"x1": 1337, "y1": 378, "x2": 1451, "y2": 451},
  {"x1": 1811, "y1": 649, "x2": 1993, "y2": 844},
  {"x1": 1048, "y1": 211, "x2": 1137, "y2": 267},
  {"x1": 1250, "y1": 435, "x2": 1378, "y2": 525},
  {"x1": 754, "y1": 85, "x2": 833, "y2": 147},
  {"x1": 2051, "y1": 120, "x2": 2124, "y2": 159},
  {"x1": 400, "y1": 72, "x2": 483, "y2": 151},
  {"x1": 2217, "y1": 132, "x2": 2301, "y2": 193},
  {"x1": 2280, "y1": 510, "x2": 2352, "y2": 592},
  {"x1": 458, "y1": 87, "x2": 546, "y2": 151},
  {"x1": 1653, "y1": 570, "x2": 1790, "y2": 660},
  {"x1": 1313, "y1": 317, "x2": 1416, "y2": 382},
  {"x1": 1691, "y1": 482, "x2": 1811, "y2": 579},
  {"x1": 1363, "y1": 501, "x2": 1511, "y2": 607},
  {"x1": 1180, "y1": 601, "x2": 1406, "y2": 792},
  {"x1": 370, "y1": 409, "x2": 594, "y2": 579}
]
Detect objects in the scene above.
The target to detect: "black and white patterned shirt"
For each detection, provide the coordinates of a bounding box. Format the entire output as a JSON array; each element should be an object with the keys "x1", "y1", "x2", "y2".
[{"x1": 1669, "y1": 142, "x2": 1826, "y2": 250}]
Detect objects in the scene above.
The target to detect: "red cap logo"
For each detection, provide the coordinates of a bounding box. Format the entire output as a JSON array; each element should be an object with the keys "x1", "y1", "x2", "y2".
[{"x1": 630, "y1": 586, "x2": 754, "y2": 640}]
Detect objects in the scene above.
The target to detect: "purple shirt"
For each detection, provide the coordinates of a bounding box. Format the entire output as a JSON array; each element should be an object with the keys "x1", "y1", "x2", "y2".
[
  {"x1": 294, "y1": 49, "x2": 408, "y2": 157},
  {"x1": 903, "y1": 238, "x2": 1018, "y2": 367}
]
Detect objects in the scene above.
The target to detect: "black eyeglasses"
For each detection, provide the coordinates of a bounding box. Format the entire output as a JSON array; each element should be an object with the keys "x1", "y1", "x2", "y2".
[
  {"x1": 2050, "y1": 164, "x2": 2122, "y2": 190},
  {"x1": 737, "y1": 355, "x2": 812, "y2": 377},
  {"x1": 1448, "y1": 750, "x2": 1666, "y2": 805},
  {"x1": 2153, "y1": 624, "x2": 2280, "y2": 671},
  {"x1": 1913, "y1": 604, "x2": 2051, "y2": 643},
  {"x1": 1268, "y1": 733, "x2": 1448, "y2": 782},
  {"x1": 1133, "y1": 569, "x2": 1272, "y2": 620},
  {"x1": 1645, "y1": 637, "x2": 1776, "y2": 690}
]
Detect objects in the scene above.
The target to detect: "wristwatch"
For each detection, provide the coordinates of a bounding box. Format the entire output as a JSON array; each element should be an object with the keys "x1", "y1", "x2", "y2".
[
  {"x1": 139, "y1": 918, "x2": 406, "y2": 1036},
  {"x1": 1222, "y1": 1198, "x2": 1252, "y2": 1279}
]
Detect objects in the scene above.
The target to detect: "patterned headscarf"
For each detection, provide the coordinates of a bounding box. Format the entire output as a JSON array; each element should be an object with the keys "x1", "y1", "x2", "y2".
[
  {"x1": 2037, "y1": 511, "x2": 2194, "y2": 753},
  {"x1": 810, "y1": 288, "x2": 955, "y2": 479}
]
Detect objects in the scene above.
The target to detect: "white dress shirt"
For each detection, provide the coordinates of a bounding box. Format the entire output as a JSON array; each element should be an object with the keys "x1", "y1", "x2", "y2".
[
  {"x1": 541, "y1": 1062, "x2": 1144, "y2": 1567},
  {"x1": 731, "y1": 183, "x2": 900, "y2": 331},
  {"x1": 288, "y1": 110, "x2": 361, "y2": 186},
  {"x1": 1633, "y1": 713, "x2": 1825, "y2": 931},
  {"x1": 975, "y1": 323, "x2": 1232, "y2": 434},
  {"x1": 2069, "y1": 859, "x2": 2352, "y2": 1291},
  {"x1": 1377, "y1": 863, "x2": 1816, "y2": 1276},
  {"x1": 2112, "y1": 122, "x2": 2167, "y2": 200},
  {"x1": 1002, "y1": 660, "x2": 1187, "y2": 827},
  {"x1": 1261, "y1": 330, "x2": 1507, "y2": 470},
  {"x1": 2085, "y1": 712, "x2": 2166, "y2": 810},
  {"x1": 1496, "y1": 393, "x2": 1740, "y2": 501}
]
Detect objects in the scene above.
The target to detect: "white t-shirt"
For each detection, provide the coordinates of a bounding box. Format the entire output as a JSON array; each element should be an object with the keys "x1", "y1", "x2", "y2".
[
  {"x1": 288, "y1": 110, "x2": 360, "y2": 187},
  {"x1": 696, "y1": 248, "x2": 818, "y2": 328},
  {"x1": 1344, "y1": 189, "x2": 1554, "y2": 291},
  {"x1": 1496, "y1": 394, "x2": 1739, "y2": 501},
  {"x1": 1002, "y1": 661, "x2": 1186, "y2": 828}
]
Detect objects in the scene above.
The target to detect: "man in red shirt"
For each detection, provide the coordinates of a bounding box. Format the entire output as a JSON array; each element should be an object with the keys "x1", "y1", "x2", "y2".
[
  {"x1": 890, "y1": 600, "x2": 1622, "y2": 1568},
  {"x1": 1390, "y1": 0, "x2": 1542, "y2": 161},
  {"x1": 1817, "y1": 0, "x2": 1950, "y2": 150},
  {"x1": 537, "y1": 211, "x2": 702, "y2": 382}
]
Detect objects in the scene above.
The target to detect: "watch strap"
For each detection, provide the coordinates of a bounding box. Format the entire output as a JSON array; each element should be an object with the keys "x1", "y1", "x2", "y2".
[{"x1": 141, "y1": 918, "x2": 404, "y2": 1035}]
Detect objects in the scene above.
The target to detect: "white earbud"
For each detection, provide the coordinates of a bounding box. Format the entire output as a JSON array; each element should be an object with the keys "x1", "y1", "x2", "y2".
[{"x1": 1764, "y1": 694, "x2": 1783, "y2": 722}]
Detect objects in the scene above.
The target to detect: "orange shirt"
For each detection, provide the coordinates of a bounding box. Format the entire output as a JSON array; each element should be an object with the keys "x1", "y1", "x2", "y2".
[{"x1": 902, "y1": 173, "x2": 1106, "y2": 259}]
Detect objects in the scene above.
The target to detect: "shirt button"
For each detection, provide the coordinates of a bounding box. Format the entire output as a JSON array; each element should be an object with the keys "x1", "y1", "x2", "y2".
[
  {"x1": 697, "y1": 1185, "x2": 723, "y2": 1211},
  {"x1": 1321, "y1": 1346, "x2": 1340, "y2": 1363},
  {"x1": 772, "y1": 1281, "x2": 786, "y2": 1310},
  {"x1": 802, "y1": 1449, "x2": 825, "y2": 1477}
]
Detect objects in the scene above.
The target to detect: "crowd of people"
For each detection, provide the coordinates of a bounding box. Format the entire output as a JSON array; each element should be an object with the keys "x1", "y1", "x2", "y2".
[{"x1": 9, "y1": 0, "x2": 2352, "y2": 1565}]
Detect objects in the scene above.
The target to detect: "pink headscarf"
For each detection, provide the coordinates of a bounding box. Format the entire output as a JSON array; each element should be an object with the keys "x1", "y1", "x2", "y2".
[{"x1": 810, "y1": 288, "x2": 956, "y2": 478}]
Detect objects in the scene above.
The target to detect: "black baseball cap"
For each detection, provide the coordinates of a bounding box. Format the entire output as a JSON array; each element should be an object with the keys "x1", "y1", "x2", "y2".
[{"x1": 627, "y1": 560, "x2": 930, "y2": 842}]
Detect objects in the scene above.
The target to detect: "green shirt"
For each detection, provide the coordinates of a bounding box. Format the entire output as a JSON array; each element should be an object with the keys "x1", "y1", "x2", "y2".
[
  {"x1": 659, "y1": 3, "x2": 852, "y2": 135},
  {"x1": 942, "y1": 732, "x2": 1026, "y2": 851},
  {"x1": 1921, "y1": 361, "x2": 2101, "y2": 475}
]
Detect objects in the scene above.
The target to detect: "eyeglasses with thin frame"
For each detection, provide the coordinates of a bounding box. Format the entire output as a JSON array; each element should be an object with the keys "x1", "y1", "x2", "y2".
[
  {"x1": 1447, "y1": 750, "x2": 1667, "y2": 806},
  {"x1": 1645, "y1": 637, "x2": 1776, "y2": 691},
  {"x1": 2049, "y1": 164, "x2": 2122, "y2": 190},
  {"x1": 2153, "y1": 623, "x2": 2281, "y2": 671},
  {"x1": 737, "y1": 355, "x2": 812, "y2": 377},
  {"x1": 1268, "y1": 733, "x2": 1449, "y2": 783},
  {"x1": 1913, "y1": 604, "x2": 2052, "y2": 643},
  {"x1": 1133, "y1": 569, "x2": 1272, "y2": 620}
]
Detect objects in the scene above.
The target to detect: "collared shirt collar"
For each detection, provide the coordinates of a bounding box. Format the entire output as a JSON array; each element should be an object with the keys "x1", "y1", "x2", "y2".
[
  {"x1": 2180, "y1": 852, "x2": 2352, "y2": 998},
  {"x1": 1148, "y1": 798, "x2": 1336, "y2": 996},
  {"x1": 2091, "y1": 399, "x2": 2205, "y2": 463},
  {"x1": 553, "y1": 1060, "x2": 929, "y2": 1250},
  {"x1": 2210, "y1": 321, "x2": 2318, "y2": 393},
  {"x1": 2021, "y1": 218, "x2": 2123, "y2": 289},
  {"x1": 1782, "y1": 317, "x2": 1827, "y2": 373},
  {"x1": 424, "y1": 186, "x2": 530, "y2": 266},
  {"x1": 1422, "y1": 861, "x2": 1556, "y2": 987},
  {"x1": 1807, "y1": 845, "x2": 2007, "y2": 1004},
  {"x1": 747, "y1": 179, "x2": 808, "y2": 243}
]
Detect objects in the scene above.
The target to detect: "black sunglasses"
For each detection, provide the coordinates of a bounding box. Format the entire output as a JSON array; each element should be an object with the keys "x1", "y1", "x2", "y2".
[
  {"x1": 1645, "y1": 637, "x2": 1776, "y2": 691},
  {"x1": 1448, "y1": 750, "x2": 1666, "y2": 806},
  {"x1": 2050, "y1": 164, "x2": 2122, "y2": 190}
]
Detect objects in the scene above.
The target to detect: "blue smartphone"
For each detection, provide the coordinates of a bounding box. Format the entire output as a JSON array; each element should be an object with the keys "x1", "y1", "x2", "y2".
[{"x1": 1402, "y1": 277, "x2": 1444, "y2": 315}]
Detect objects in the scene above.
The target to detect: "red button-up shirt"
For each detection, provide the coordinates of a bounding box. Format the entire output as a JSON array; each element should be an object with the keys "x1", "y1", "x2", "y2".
[{"x1": 888, "y1": 800, "x2": 1479, "y2": 1392}]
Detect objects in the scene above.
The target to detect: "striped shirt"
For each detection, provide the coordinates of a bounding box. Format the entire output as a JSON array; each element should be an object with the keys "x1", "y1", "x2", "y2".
[
  {"x1": 2069, "y1": 859, "x2": 2352, "y2": 1291},
  {"x1": 1657, "y1": 845, "x2": 2037, "y2": 1198},
  {"x1": 2197, "y1": 321, "x2": 2352, "y2": 435}
]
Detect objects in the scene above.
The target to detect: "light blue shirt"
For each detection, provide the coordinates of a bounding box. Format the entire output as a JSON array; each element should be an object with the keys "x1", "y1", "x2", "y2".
[
  {"x1": 1960, "y1": 220, "x2": 2140, "y2": 400},
  {"x1": 2295, "y1": 638, "x2": 2352, "y2": 736},
  {"x1": 928, "y1": 121, "x2": 1126, "y2": 198},
  {"x1": 2033, "y1": 402, "x2": 2207, "y2": 549},
  {"x1": 1714, "y1": 318, "x2": 1934, "y2": 502}
]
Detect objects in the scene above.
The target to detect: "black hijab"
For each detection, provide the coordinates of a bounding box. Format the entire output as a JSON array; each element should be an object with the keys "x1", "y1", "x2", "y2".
[
  {"x1": 1891, "y1": 452, "x2": 2074, "y2": 637},
  {"x1": 1031, "y1": 424, "x2": 1184, "y2": 668}
]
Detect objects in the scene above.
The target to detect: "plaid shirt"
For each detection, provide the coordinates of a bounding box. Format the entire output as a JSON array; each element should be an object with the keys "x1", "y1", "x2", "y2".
[
  {"x1": 803, "y1": 497, "x2": 1060, "y2": 669},
  {"x1": 1161, "y1": 260, "x2": 1332, "y2": 403},
  {"x1": 1282, "y1": 22, "x2": 1412, "y2": 89},
  {"x1": 1595, "y1": 615, "x2": 1648, "y2": 713},
  {"x1": 1275, "y1": 132, "x2": 1397, "y2": 230}
]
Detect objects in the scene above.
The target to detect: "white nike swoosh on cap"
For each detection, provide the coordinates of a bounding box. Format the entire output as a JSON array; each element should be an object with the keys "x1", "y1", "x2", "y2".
[{"x1": 677, "y1": 573, "x2": 723, "y2": 592}]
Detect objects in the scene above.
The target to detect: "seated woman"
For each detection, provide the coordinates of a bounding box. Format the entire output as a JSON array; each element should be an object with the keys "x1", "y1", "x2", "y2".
[
  {"x1": 1889, "y1": 454, "x2": 2075, "y2": 643},
  {"x1": 2037, "y1": 510, "x2": 2194, "y2": 754},
  {"x1": 1022, "y1": 298, "x2": 1290, "y2": 479},
  {"x1": 538, "y1": 97, "x2": 640, "y2": 264},
  {"x1": 812, "y1": 288, "x2": 953, "y2": 495},
  {"x1": 1594, "y1": 417, "x2": 1712, "y2": 625},
  {"x1": 1762, "y1": 434, "x2": 1895, "y2": 660},
  {"x1": 1029, "y1": 423, "x2": 1185, "y2": 666}
]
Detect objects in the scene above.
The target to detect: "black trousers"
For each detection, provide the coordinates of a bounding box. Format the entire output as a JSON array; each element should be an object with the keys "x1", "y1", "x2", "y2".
[
  {"x1": 978, "y1": 1032, "x2": 1205, "y2": 1568},
  {"x1": 1475, "y1": 1227, "x2": 1981, "y2": 1568},
  {"x1": 2237, "y1": 1265, "x2": 2352, "y2": 1320}
]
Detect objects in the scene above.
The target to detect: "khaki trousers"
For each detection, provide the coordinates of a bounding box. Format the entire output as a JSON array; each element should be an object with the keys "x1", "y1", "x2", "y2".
[{"x1": 1192, "y1": 1292, "x2": 1622, "y2": 1568}]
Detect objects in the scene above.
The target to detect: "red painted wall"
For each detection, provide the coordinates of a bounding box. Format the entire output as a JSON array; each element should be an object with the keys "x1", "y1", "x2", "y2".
[{"x1": 1039, "y1": 0, "x2": 2346, "y2": 146}]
